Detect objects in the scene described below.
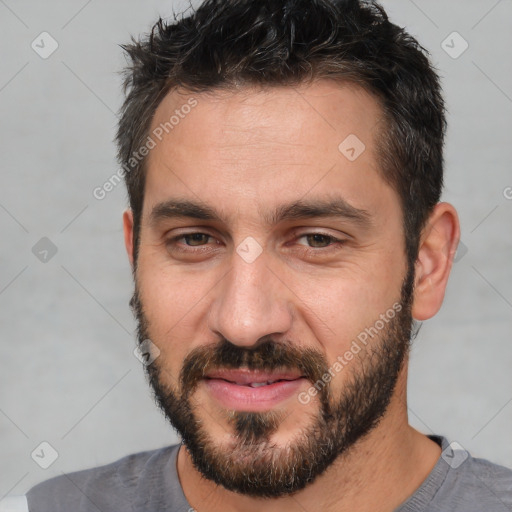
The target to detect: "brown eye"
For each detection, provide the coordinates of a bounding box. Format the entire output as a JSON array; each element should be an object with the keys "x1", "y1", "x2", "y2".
[
  {"x1": 181, "y1": 233, "x2": 211, "y2": 246},
  {"x1": 296, "y1": 233, "x2": 343, "y2": 249},
  {"x1": 303, "y1": 234, "x2": 333, "y2": 248},
  {"x1": 166, "y1": 232, "x2": 217, "y2": 253}
]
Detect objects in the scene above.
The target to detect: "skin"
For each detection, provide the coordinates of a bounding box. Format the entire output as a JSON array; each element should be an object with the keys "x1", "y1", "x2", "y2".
[{"x1": 123, "y1": 80, "x2": 460, "y2": 511}]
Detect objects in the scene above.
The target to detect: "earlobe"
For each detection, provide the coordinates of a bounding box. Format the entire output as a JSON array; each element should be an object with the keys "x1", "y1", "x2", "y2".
[
  {"x1": 412, "y1": 202, "x2": 460, "y2": 321},
  {"x1": 123, "y1": 209, "x2": 135, "y2": 269}
]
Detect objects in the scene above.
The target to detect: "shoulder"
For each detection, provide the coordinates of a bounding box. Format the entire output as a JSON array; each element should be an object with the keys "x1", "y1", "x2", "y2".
[
  {"x1": 398, "y1": 436, "x2": 512, "y2": 512},
  {"x1": 455, "y1": 454, "x2": 512, "y2": 493},
  {"x1": 25, "y1": 444, "x2": 181, "y2": 512},
  {"x1": 434, "y1": 450, "x2": 512, "y2": 511}
]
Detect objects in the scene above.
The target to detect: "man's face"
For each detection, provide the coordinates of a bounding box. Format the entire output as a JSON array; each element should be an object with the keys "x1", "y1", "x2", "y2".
[{"x1": 129, "y1": 81, "x2": 414, "y2": 497}]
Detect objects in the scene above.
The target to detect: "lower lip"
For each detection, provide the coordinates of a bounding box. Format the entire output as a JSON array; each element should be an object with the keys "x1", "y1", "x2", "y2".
[{"x1": 203, "y1": 377, "x2": 307, "y2": 411}]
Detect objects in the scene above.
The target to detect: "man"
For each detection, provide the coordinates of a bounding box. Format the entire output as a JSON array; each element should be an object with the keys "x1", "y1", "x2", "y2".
[{"x1": 11, "y1": 0, "x2": 511, "y2": 511}]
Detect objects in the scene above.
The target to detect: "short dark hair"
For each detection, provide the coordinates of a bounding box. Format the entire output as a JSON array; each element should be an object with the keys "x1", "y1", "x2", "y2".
[{"x1": 116, "y1": 0, "x2": 446, "y2": 269}]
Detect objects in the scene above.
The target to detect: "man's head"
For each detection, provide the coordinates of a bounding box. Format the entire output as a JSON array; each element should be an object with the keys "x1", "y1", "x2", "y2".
[
  {"x1": 117, "y1": 0, "x2": 447, "y2": 270},
  {"x1": 118, "y1": 0, "x2": 459, "y2": 499}
]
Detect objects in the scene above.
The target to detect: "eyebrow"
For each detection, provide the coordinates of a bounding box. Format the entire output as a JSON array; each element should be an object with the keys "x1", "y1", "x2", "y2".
[{"x1": 149, "y1": 197, "x2": 372, "y2": 229}]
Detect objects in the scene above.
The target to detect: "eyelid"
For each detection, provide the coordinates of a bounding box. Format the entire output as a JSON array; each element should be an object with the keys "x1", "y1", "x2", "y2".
[{"x1": 292, "y1": 227, "x2": 350, "y2": 239}]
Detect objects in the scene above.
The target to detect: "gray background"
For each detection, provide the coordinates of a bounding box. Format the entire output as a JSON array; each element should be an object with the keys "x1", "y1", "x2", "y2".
[{"x1": 1, "y1": 0, "x2": 511, "y2": 498}]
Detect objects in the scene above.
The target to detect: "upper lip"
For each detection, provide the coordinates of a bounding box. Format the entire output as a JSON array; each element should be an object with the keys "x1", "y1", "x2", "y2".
[{"x1": 204, "y1": 369, "x2": 305, "y2": 385}]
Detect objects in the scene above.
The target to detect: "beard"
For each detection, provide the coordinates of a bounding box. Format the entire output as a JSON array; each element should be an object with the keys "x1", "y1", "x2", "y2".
[{"x1": 130, "y1": 265, "x2": 416, "y2": 498}]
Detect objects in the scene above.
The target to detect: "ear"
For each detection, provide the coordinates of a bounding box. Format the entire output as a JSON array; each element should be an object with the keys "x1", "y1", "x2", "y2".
[
  {"x1": 123, "y1": 209, "x2": 135, "y2": 269},
  {"x1": 412, "y1": 202, "x2": 460, "y2": 321}
]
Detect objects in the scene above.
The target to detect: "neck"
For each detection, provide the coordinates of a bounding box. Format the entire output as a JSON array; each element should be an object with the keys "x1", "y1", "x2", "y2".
[{"x1": 176, "y1": 370, "x2": 441, "y2": 512}]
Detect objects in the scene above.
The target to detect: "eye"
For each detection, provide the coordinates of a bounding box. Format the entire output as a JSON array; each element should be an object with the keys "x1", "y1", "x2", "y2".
[
  {"x1": 297, "y1": 233, "x2": 341, "y2": 249},
  {"x1": 165, "y1": 231, "x2": 346, "y2": 256},
  {"x1": 166, "y1": 232, "x2": 216, "y2": 252},
  {"x1": 293, "y1": 232, "x2": 347, "y2": 257},
  {"x1": 176, "y1": 233, "x2": 211, "y2": 246}
]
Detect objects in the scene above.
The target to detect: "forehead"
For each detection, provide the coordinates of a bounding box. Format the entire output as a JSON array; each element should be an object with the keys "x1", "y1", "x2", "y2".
[
  {"x1": 149, "y1": 80, "x2": 383, "y2": 152},
  {"x1": 143, "y1": 80, "x2": 395, "y2": 225}
]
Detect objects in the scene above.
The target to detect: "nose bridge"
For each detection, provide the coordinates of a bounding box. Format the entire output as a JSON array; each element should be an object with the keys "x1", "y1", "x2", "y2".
[{"x1": 208, "y1": 248, "x2": 293, "y2": 347}]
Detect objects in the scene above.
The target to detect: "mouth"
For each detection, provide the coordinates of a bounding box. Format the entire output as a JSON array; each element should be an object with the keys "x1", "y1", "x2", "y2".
[
  {"x1": 202, "y1": 369, "x2": 307, "y2": 411},
  {"x1": 204, "y1": 368, "x2": 305, "y2": 386}
]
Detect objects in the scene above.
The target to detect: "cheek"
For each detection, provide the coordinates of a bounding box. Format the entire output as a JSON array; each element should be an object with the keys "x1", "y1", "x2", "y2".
[
  {"x1": 136, "y1": 261, "x2": 215, "y2": 369},
  {"x1": 289, "y1": 265, "x2": 403, "y2": 357}
]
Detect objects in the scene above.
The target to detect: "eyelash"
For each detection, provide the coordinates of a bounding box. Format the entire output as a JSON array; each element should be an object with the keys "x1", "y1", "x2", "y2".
[{"x1": 165, "y1": 231, "x2": 346, "y2": 255}]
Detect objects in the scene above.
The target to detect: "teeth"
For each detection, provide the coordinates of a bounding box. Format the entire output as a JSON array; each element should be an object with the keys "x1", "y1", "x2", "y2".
[{"x1": 248, "y1": 381, "x2": 275, "y2": 387}]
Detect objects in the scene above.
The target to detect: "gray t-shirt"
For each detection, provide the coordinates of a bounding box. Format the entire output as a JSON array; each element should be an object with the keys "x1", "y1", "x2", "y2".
[{"x1": 23, "y1": 435, "x2": 512, "y2": 511}]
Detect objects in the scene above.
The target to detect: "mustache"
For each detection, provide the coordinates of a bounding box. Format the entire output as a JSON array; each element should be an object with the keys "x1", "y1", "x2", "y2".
[{"x1": 179, "y1": 337, "x2": 331, "y2": 400}]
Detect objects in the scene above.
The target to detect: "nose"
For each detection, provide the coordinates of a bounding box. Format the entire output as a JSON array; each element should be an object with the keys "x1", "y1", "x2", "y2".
[{"x1": 207, "y1": 247, "x2": 293, "y2": 348}]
